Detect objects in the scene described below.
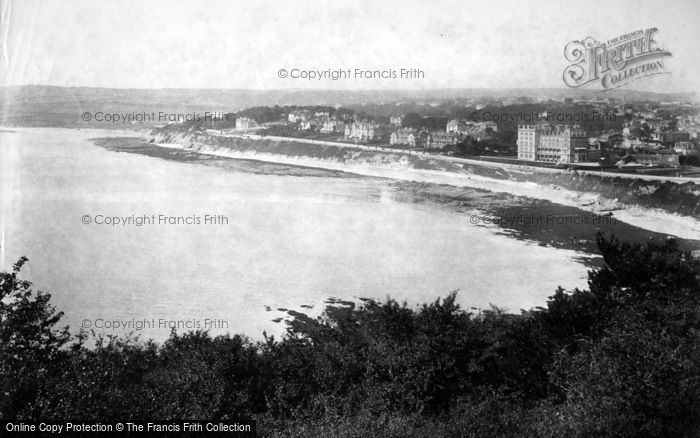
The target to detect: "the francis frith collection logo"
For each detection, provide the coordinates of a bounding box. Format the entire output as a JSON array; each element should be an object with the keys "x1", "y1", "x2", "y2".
[{"x1": 563, "y1": 28, "x2": 672, "y2": 90}]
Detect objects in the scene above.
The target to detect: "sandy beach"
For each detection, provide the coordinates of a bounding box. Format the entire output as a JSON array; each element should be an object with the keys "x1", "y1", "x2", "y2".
[
  {"x1": 149, "y1": 140, "x2": 700, "y2": 241},
  {"x1": 89, "y1": 135, "x2": 700, "y2": 261}
]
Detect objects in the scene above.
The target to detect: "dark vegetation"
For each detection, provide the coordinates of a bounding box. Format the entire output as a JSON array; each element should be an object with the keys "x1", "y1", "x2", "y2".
[
  {"x1": 1, "y1": 234, "x2": 699, "y2": 437},
  {"x1": 401, "y1": 113, "x2": 449, "y2": 131}
]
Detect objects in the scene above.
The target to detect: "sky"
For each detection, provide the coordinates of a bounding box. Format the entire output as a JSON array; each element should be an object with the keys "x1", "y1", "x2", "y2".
[{"x1": 1, "y1": 0, "x2": 699, "y2": 93}]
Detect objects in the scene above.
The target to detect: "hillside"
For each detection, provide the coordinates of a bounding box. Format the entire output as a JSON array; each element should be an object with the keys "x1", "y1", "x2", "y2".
[{"x1": 0, "y1": 85, "x2": 696, "y2": 129}]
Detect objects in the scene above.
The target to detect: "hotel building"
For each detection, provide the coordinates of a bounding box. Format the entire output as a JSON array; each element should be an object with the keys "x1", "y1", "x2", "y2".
[{"x1": 517, "y1": 124, "x2": 591, "y2": 163}]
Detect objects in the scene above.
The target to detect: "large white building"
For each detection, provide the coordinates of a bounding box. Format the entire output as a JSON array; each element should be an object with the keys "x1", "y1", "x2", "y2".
[
  {"x1": 235, "y1": 117, "x2": 258, "y2": 130},
  {"x1": 517, "y1": 124, "x2": 591, "y2": 163},
  {"x1": 344, "y1": 121, "x2": 381, "y2": 142}
]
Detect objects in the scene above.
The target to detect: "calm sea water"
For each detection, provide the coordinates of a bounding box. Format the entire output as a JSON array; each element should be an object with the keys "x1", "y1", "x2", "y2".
[{"x1": 1, "y1": 128, "x2": 589, "y2": 340}]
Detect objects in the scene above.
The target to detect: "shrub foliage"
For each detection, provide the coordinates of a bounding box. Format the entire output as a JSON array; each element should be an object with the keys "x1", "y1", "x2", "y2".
[{"x1": 1, "y1": 235, "x2": 698, "y2": 437}]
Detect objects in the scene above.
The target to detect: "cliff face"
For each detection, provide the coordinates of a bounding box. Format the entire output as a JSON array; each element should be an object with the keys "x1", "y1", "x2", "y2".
[
  {"x1": 150, "y1": 129, "x2": 700, "y2": 219},
  {"x1": 150, "y1": 130, "x2": 467, "y2": 173},
  {"x1": 533, "y1": 174, "x2": 700, "y2": 218},
  {"x1": 462, "y1": 163, "x2": 700, "y2": 218}
]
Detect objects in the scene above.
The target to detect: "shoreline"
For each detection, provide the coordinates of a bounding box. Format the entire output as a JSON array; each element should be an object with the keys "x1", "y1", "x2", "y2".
[
  {"x1": 5, "y1": 125, "x2": 697, "y2": 243},
  {"x1": 4, "y1": 125, "x2": 700, "y2": 237},
  {"x1": 152, "y1": 141, "x2": 700, "y2": 240}
]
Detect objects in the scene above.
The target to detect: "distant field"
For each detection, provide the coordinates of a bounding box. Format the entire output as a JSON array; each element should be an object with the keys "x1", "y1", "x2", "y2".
[{"x1": 1, "y1": 85, "x2": 695, "y2": 129}]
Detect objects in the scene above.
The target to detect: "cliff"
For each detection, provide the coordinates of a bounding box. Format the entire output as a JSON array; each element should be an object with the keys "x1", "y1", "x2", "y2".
[
  {"x1": 464, "y1": 164, "x2": 700, "y2": 218},
  {"x1": 149, "y1": 129, "x2": 700, "y2": 220}
]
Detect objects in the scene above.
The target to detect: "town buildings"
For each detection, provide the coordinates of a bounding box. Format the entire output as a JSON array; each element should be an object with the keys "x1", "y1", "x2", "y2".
[
  {"x1": 390, "y1": 128, "x2": 417, "y2": 147},
  {"x1": 287, "y1": 110, "x2": 310, "y2": 123},
  {"x1": 320, "y1": 119, "x2": 338, "y2": 133},
  {"x1": 345, "y1": 121, "x2": 381, "y2": 142},
  {"x1": 235, "y1": 117, "x2": 258, "y2": 130},
  {"x1": 446, "y1": 120, "x2": 497, "y2": 141},
  {"x1": 429, "y1": 130, "x2": 458, "y2": 149},
  {"x1": 656, "y1": 131, "x2": 691, "y2": 144},
  {"x1": 673, "y1": 141, "x2": 699, "y2": 156},
  {"x1": 627, "y1": 150, "x2": 680, "y2": 167},
  {"x1": 517, "y1": 123, "x2": 593, "y2": 163},
  {"x1": 285, "y1": 109, "x2": 345, "y2": 134},
  {"x1": 446, "y1": 119, "x2": 466, "y2": 134},
  {"x1": 446, "y1": 119, "x2": 497, "y2": 134},
  {"x1": 390, "y1": 128, "x2": 459, "y2": 149}
]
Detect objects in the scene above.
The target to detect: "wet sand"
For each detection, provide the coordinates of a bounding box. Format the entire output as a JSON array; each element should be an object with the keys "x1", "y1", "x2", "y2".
[{"x1": 93, "y1": 136, "x2": 700, "y2": 268}]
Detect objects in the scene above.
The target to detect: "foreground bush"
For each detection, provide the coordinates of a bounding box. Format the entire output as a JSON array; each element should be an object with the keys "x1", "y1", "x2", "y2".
[{"x1": 1, "y1": 234, "x2": 698, "y2": 437}]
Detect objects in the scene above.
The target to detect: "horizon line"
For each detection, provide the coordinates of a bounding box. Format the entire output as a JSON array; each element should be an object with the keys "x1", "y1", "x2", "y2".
[{"x1": 0, "y1": 84, "x2": 696, "y2": 95}]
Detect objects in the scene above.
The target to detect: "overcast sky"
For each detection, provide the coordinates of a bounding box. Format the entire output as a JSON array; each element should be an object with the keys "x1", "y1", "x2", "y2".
[{"x1": 1, "y1": 0, "x2": 698, "y2": 93}]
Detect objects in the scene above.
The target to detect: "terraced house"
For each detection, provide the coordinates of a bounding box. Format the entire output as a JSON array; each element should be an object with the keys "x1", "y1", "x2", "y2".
[
  {"x1": 390, "y1": 128, "x2": 417, "y2": 146},
  {"x1": 390, "y1": 128, "x2": 459, "y2": 149},
  {"x1": 428, "y1": 130, "x2": 459, "y2": 149}
]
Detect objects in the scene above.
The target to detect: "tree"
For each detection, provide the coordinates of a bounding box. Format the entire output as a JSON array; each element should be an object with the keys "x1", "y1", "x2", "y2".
[
  {"x1": 544, "y1": 235, "x2": 700, "y2": 436},
  {"x1": 0, "y1": 257, "x2": 71, "y2": 419}
]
